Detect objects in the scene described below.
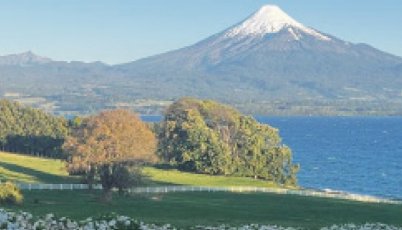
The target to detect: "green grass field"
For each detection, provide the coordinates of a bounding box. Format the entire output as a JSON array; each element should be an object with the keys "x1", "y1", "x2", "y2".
[
  {"x1": 2, "y1": 151, "x2": 402, "y2": 228},
  {"x1": 3, "y1": 190, "x2": 402, "y2": 229},
  {"x1": 0, "y1": 151, "x2": 281, "y2": 188},
  {"x1": 0, "y1": 151, "x2": 78, "y2": 184},
  {"x1": 143, "y1": 167, "x2": 282, "y2": 188}
]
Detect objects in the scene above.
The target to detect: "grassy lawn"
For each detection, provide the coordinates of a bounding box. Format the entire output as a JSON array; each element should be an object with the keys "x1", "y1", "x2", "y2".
[
  {"x1": 1, "y1": 151, "x2": 402, "y2": 228},
  {"x1": 143, "y1": 167, "x2": 282, "y2": 188},
  {"x1": 0, "y1": 151, "x2": 281, "y2": 188},
  {"x1": 3, "y1": 190, "x2": 402, "y2": 229},
  {"x1": 0, "y1": 151, "x2": 79, "y2": 184}
]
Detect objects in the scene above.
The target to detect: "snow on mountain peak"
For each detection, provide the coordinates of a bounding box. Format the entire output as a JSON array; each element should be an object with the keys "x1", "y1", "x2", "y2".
[{"x1": 225, "y1": 5, "x2": 330, "y2": 41}]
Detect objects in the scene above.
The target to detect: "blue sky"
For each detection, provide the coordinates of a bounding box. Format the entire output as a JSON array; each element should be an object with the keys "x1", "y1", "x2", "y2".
[{"x1": 1, "y1": 0, "x2": 401, "y2": 64}]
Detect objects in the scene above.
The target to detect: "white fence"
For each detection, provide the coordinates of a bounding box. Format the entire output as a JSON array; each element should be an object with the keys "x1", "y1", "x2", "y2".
[
  {"x1": 13, "y1": 183, "x2": 402, "y2": 205},
  {"x1": 15, "y1": 183, "x2": 102, "y2": 190}
]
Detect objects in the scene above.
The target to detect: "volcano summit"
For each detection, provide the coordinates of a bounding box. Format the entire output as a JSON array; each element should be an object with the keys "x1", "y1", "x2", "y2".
[{"x1": 117, "y1": 5, "x2": 402, "y2": 110}]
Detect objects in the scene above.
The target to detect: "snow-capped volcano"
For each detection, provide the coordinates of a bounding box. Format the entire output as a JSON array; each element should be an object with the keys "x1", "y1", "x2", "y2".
[
  {"x1": 117, "y1": 4, "x2": 402, "y2": 104},
  {"x1": 225, "y1": 5, "x2": 330, "y2": 41}
]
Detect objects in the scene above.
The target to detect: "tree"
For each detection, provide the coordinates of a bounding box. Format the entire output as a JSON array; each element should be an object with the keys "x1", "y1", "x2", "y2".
[
  {"x1": 0, "y1": 99, "x2": 68, "y2": 158},
  {"x1": 158, "y1": 98, "x2": 298, "y2": 186},
  {"x1": 63, "y1": 110, "x2": 157, "y2": 200}
]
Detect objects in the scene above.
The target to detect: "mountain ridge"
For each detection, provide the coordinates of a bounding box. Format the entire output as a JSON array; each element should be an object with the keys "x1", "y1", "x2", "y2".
[
  {"x1": 0, "y1": 51, "x2": 53, "y2": 66},
  {"x1": 1, "y1": 5, "x2": 402, "y2": 115},
  {"x1": 116, "y1": 5, "x2": 402, "y2": 103}
]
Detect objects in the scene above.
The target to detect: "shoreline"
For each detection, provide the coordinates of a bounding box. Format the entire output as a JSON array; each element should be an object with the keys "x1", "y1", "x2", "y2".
[{"x1": 299, "y1": 187, "x2": 402, "y2": 204}]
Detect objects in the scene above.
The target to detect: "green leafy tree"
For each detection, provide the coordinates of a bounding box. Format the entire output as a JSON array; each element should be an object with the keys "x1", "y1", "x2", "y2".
[
  {"x1": 0, "y1": 99, "x2": 68, "y2": 158},
  {"x1": 158, "y1": 98, "x2": 298, "y2": 185}
]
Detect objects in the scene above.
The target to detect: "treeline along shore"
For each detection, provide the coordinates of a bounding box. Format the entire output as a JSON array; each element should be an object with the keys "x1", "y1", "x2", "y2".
[{"x1": 0, "y1": 97, "x2": 298, "y2": 199}]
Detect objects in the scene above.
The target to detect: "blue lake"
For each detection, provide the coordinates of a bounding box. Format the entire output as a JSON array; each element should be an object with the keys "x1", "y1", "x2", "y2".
[{"x1": 142, "y1": 116, "x2": 402, "y2": 199}]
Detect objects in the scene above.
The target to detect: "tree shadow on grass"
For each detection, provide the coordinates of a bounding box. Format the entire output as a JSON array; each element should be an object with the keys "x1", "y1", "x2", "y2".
[
  {"x1": 0, "y1": 161, "x2": 79, "y2": 184},
  {"x1": 141, "y1": 174, "x2": 179, "y2": 187},
  {"x1": 152, "y1": 163, "x2": 177, "y2": 170}
]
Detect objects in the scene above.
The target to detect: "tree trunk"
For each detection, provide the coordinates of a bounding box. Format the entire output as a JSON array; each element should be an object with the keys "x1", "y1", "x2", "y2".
[
  {"x1": 87, "y1": 165, "x2": 95, "y2": 190},
  {"x1": 100, "y1": 164, "x2": 114, "y2": 201},
  {"x1": 118, "y1": 187, "x2": 124, "y2": 196},
  {"x1": 102, "y1": 188, "x2": 113, "y2": 202}
]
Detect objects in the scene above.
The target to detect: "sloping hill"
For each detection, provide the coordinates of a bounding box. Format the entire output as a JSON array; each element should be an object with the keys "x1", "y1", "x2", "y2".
[
  {"x1": 0, "y1": 151, "x2": 77, "y2": 183},
  {"x1": 0, "y1": 151, "x2": 279, "y2": 187}
]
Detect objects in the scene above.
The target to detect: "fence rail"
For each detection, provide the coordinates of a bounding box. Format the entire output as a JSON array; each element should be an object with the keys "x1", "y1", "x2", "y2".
[
  {"x1": 11, "y1": 183, "x2": 402, "y2": 205},
  {"x1": 15, "y1": 183, "x2": 103, "y2": 190}
]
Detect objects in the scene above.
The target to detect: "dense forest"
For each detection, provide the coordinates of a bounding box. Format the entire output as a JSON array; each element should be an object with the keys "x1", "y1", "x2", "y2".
[{"x1": 0, "y1": 99, "x2": 68, "y2": 157}]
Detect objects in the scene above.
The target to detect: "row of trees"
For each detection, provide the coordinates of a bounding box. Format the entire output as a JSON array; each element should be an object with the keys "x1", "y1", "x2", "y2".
[
  {"x1": 1, "y1": 98, "x2": 298, "y2": 198},
  {"x1": 0, "y1": 100, "x2": 68, "y2": 157}
]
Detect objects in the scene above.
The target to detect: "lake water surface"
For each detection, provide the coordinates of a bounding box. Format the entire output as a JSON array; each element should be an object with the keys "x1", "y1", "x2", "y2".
[{"x1": 143, "y1": 116, "x2": 402, "y2": 199}]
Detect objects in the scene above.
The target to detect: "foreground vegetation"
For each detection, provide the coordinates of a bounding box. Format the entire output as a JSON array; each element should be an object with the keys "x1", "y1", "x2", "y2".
[
  {"x1": 3, "y1": 190, "x2": 402, "y2": 229},
  {"x1": 2, "y1": 99, "x2": 400, "y2": 228},
  {"x1": 1, "y1": 98, "x2": 297, "y2": 195},
  {"x1": 1, "y1": 147, "x2": 401, "y2": 228},
  {"x1": 158, "y1": 98, "x2": 298, "y2": 185},
  {"x1": 0, "y1": 182, "x2": 23, "y2": 205}
]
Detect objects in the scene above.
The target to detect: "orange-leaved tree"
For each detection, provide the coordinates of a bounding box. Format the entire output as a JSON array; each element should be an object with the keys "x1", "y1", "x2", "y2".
[{"x1": 63, "y1": 110, "x2": 157, "y2": 199}]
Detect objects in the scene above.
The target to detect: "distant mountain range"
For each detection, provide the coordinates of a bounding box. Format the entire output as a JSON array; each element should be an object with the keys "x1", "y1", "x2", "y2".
[{"x1": 1, "y1": 5, "x2": 402, "y2": 116}]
